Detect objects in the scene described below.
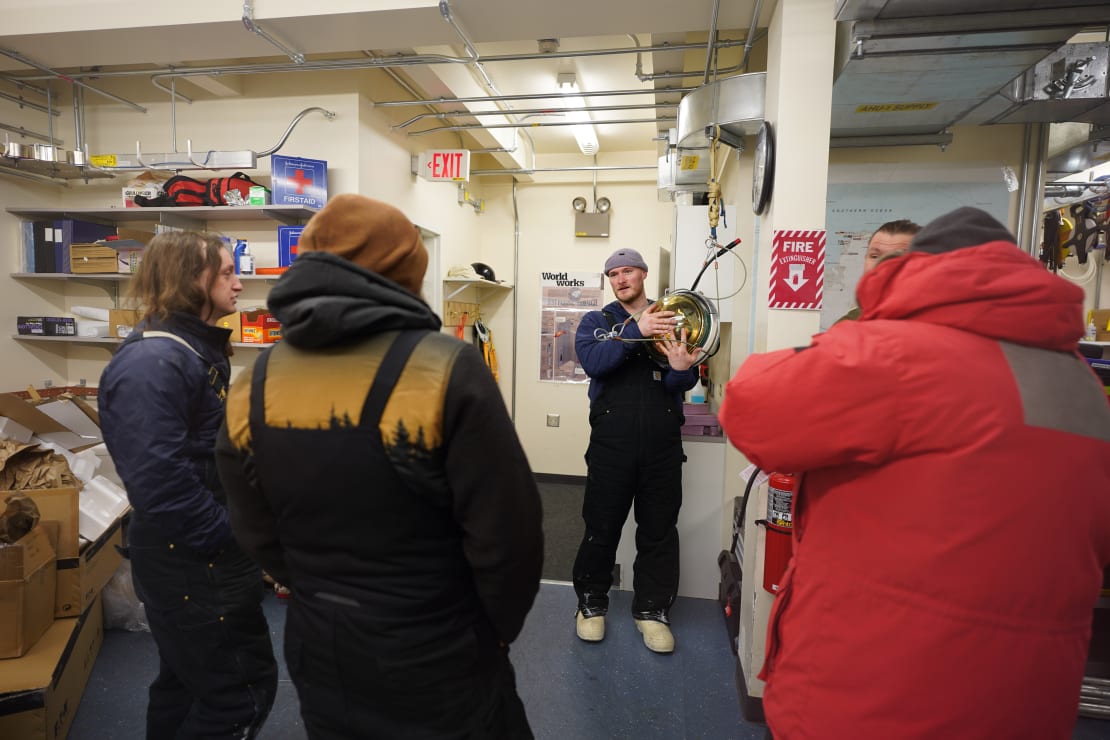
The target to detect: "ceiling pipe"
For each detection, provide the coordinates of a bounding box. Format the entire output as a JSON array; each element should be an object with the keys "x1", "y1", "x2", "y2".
[
  {"x1": 471, "y1": 164, "x2": 657, "y2": 176},
  {"x1": 367, "y1": 50, "x2": 466, "y2": 148},
  {"x1": 703, "y1": 0, "x2": 722, "y2": 85},
  {"x1": 0, "y1": 89, "x2": 58, "y2": 116},
  {"x1": 437, "y1": 0, "x2": 537, "y2": 169},
  {"x1": 256, "y1": 106, "x2": 336, "y2": 157},
  {"x1": 393, "y1": 102, "x2": 677, "y2": 130},
  {"x1": 2, "y1": 41, "x2": 743, "y2": 85},
  {"x1": 0, "y1": 76, "x2": 49, "y2": 97},
  {"x1": 409, "y1": 116, "x2": 676, "y2": 136},
  {"x1": 0, "y1": 120, "x2": 59, "y2": 144},
  {"x1": 242, "y1": 0, "x2": 305, "y2": 65},
  {"x1": 741, "y1": 0, "x2": 765, "y2": 73},
  {"x1": 0, "y1": 48, "x2": 146, "y2": 113},
  {"x1": 375, "y1": 86, "x2": 694, "y2": 107}
]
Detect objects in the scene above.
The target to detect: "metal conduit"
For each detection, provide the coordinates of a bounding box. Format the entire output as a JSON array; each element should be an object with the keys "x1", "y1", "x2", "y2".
[
  {"x1": 409, "y1": 116, "x2": 676, "y2": 136},
  {"x1": 257, "y1": 106, "x2": 336, "y2": 157},
  {"x1": 0, "y1": 48, "x2": 146, "y2": 113},
  {"x1": 375, "y1": 86, "x2": 694, "y2": 108},
  {"x1": 703, "y1": 0, "x2": 722, "y2": 85},
  {"x1": 741, "y1": 0, "x2": 766, "y2": 72},
  {"x1": 471, "y1": 165, "x2": 657, "y2": 176},
  {"x1": 393, "y1": 102, "x2": 678, "y2": 130},
  {"x1": 2, "y1": 41, "x2": 742, "y2": 85}
]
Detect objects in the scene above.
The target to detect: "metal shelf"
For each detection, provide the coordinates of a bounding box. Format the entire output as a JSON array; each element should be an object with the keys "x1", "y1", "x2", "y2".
[
  {"x1": 11, "y1": 272, "x2": 276, "y2": 281},
  {"x1": 12, "y1": 333, "x2": 270, "y2": 349},
  {"x1": 7, "y1": 205, "x2": 317, "y2": 226},
  {"x1": 12, "y1": 272, "x2": 130, "y2": 281},
  {"x1": 0, "y1": 156, "x2": 115, "y2": 182}
]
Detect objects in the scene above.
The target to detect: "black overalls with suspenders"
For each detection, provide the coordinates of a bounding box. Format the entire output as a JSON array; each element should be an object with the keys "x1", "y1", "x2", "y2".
[{"x1": 572, "y1": 310, "x2": 685, "y2": 617}]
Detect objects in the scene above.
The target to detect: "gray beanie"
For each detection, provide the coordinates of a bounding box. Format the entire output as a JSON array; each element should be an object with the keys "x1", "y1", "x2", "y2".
[
  {"x1": 910, "y1": 207, "x2": 1015, "y2": 255},
  {"x1": 604, "y1": 248, "x2": 648, "y2": 274}
]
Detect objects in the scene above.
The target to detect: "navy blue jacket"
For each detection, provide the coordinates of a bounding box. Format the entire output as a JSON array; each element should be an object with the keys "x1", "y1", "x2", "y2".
[
  {"x1": 574, "y1": 299, "x2": 696, "y2": 408},
  {"x1": 99, "y1": 312, "x2": 234, "y2": 554}
]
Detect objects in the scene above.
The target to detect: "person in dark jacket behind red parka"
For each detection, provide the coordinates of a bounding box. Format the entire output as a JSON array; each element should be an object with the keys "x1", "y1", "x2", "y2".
[
  {"x1": 215, "y1": 194, "x2": 544, "y2": 740},
  {"x1": 719, "y1": 206, "x2": 1110, "y2": 740}
]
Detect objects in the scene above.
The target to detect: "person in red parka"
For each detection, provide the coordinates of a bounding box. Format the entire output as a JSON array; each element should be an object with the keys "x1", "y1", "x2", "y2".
[{"x1": 719, "y1": 206, "x2": 1110, "y2": 739}]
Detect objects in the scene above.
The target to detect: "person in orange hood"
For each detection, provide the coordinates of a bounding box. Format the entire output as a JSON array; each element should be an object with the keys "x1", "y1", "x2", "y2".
[{"x1": 719, "y1": 207, "x2": 1110, "y2": 739}]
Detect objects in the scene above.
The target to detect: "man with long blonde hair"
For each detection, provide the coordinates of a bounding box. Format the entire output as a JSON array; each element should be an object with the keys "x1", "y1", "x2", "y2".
[{"x1": 100, "y1": 231, "x2": 277, "y2": 739}]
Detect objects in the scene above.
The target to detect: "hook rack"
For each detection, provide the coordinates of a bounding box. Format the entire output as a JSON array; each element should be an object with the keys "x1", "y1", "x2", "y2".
[{"x1": 444, "y1": 300, "x2": 481, "y2": 327}]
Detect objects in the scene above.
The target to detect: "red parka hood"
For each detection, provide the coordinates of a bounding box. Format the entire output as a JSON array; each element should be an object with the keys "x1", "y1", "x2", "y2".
[{"x1": 856, "y1": 241, "x2": 1085, "y2": 352}]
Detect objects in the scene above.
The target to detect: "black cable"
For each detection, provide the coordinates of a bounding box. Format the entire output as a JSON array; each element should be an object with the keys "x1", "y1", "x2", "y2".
[
  {"x1": 731, "y1": 466, "x2": 761, "y2": 570},
  {"x1": 690, "y1": 238, "x2": 742, "y2": 291}
]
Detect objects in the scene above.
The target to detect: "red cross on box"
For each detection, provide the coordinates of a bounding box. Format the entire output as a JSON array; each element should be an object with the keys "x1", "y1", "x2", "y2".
[{"x1": 291, "y1": 168, "x2": 312, "y2": 194}]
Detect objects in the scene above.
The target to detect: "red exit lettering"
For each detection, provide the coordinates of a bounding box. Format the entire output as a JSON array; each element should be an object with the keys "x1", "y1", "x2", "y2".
[{"x1": 428, "y1": 151, "x2": 464, "y2": 179}]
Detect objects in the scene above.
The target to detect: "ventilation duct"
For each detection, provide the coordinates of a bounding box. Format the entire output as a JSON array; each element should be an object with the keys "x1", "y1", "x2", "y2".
[
  {"x1": 675, "y1": 72, "x2": 766, "y2": 152},
  {"x1": 985, "y1": 42, "x2": 1110, "y2": 126}
]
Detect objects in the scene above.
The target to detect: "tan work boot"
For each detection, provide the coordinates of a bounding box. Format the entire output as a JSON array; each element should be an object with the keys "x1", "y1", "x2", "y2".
[
  {"x1": 576, "y1": 610, "x2": 606, "y2": 642},
  {"x1": 635, "y1": 616, "x2": 675, "y2": 653}
]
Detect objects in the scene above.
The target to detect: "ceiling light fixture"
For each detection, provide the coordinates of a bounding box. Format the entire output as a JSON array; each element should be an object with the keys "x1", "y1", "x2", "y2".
[{"x1": 557, "y1": 72, "x2": 599, "y2": 156}]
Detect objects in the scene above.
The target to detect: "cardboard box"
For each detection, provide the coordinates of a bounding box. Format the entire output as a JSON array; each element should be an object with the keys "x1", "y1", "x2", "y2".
[
  {"x1": 278, "y1": 225, "x2": 304, "y2": 266},
  {"x1": 0, "y1": 596, "x2": 103, "y2": 740},
  {"x1": 1093, "y1": 309, "x2": 1110, "y2": 343},
  {"x1": 55, "y1": 517, "x2": 124, "y2": 618},
  {"x1": 12, "y1": 488, "x2": 125, "y2": 616},
  {"x1": 217, "y1": 312, "x2": 242, "y2": 343},
  {"x1": 116, "y1": 247, "x2": 143, "y2": 274},
  {"x1": 17, "y1": 488, "x2": 80, "y2": 560},
  {"x1": 0, "y1": 394, "x2": 101, "y2": 452},
  {"x1": 108, "y1": 309, "x2": 140, "y2": 339},
  {"x1": 271, "y1": 154, "x2": 328, "y2": 208},
  {"x1": 54, "y1": 220, "x2": 115, "y2": 276},
  {"x1": 248, "y1": 185, "x2": 270, "y2": 205},
  {"x1": 70, "y1": 243, "x2": 119, "y2": 274},
  {"x1": 16, "y1": 317, "x2": 75, "y2": 337},
  {"x1": 0, "y1": 524, "x2": 57, "y2": 659},
  {"x1": 0, "y1": 417, "x2": 33, "y2": 444},
  {"x1": 240, "y1": 309, "x2": 282, "y2": 344},
  {"x1": 122, "y1": 185, "x2": 161, "y2": 208}
]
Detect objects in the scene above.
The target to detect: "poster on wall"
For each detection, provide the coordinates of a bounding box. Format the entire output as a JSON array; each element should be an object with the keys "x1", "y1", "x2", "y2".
[
  {"x1": 769, "y1": 230, "x2": 826, "y2": 310},
  {"x1": 539, "y1": 271, "x2": 604, "y2": 383},
  {"x1": 821, "y1": 182, "x2": 1008, "y2": 329}
]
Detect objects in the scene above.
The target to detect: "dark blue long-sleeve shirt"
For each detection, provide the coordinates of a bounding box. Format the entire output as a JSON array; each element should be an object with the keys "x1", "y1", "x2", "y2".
[{"x1": 574, "y1": 299, "x2": 697, "y2": 408}]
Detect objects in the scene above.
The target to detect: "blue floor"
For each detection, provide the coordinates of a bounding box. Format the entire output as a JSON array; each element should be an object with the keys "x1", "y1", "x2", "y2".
[
  {"x1": 70, "y1": 582, "x2": 761, "y2": 739},
  {"x1": 69, "y1": 581, "x2": 1110, "y2": 739}
]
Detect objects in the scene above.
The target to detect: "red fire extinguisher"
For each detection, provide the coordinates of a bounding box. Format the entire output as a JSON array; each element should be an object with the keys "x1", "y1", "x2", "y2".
[{"x1": 762, "y1": 472, "x2": 797, "y2": 594}]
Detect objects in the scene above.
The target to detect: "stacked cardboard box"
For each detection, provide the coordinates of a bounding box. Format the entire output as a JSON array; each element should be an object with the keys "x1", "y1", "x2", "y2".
[{"x1": 0, "y1": 392, "x2": 127, "y2": 738}]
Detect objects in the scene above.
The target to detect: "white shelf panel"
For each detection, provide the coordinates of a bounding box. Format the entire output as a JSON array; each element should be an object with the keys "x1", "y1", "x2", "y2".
[
  {"x1": 443, "y1": 278, "x2": 513, "y2": 301},
  {"x1": 7, "y1": 205, "x2": 317, "y2": 226},
  {"x1": 12, "y1": 334, "x2": 269, "y2": 349},
  {"x1": 12, "y1": 272, "x2": 277, "y2": 281},
  {"x1": 12, "y1": 272, "x2": 131, "y2": 281}
]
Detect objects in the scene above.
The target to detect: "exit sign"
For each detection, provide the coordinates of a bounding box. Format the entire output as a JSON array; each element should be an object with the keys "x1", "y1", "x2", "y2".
[{"x1": 416, "y1": 149, "x2": 470, "y2": 182}]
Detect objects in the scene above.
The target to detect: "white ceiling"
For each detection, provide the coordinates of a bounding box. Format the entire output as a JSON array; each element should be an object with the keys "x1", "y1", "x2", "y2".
[{"x1": 0, "y1": 0, "x2": 775, "y2": 162}]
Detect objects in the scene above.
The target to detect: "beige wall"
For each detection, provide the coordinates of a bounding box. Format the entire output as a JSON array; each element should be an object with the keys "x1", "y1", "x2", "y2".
[
  {"x1": 1, "y1": 67, "x2": 1097, "y2": 503},
  {"x1": 1, "y1": 71, "x2": 494, "y2": 393}
]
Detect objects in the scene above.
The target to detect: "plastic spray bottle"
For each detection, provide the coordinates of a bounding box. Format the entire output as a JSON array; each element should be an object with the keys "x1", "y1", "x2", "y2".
[{"x1": 234, "y1": 239, "x2": 254, "y2": 276}]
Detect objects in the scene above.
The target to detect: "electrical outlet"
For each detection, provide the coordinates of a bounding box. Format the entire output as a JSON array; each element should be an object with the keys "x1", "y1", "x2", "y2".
[{"x1": 546, "y1": 413, "x2": 560, "y2": 428}]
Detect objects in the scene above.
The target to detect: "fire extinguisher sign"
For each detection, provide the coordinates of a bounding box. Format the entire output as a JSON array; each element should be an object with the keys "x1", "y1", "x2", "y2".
[{"x1": 770, "y1": 229, "x2": 825, "y2": 310}]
